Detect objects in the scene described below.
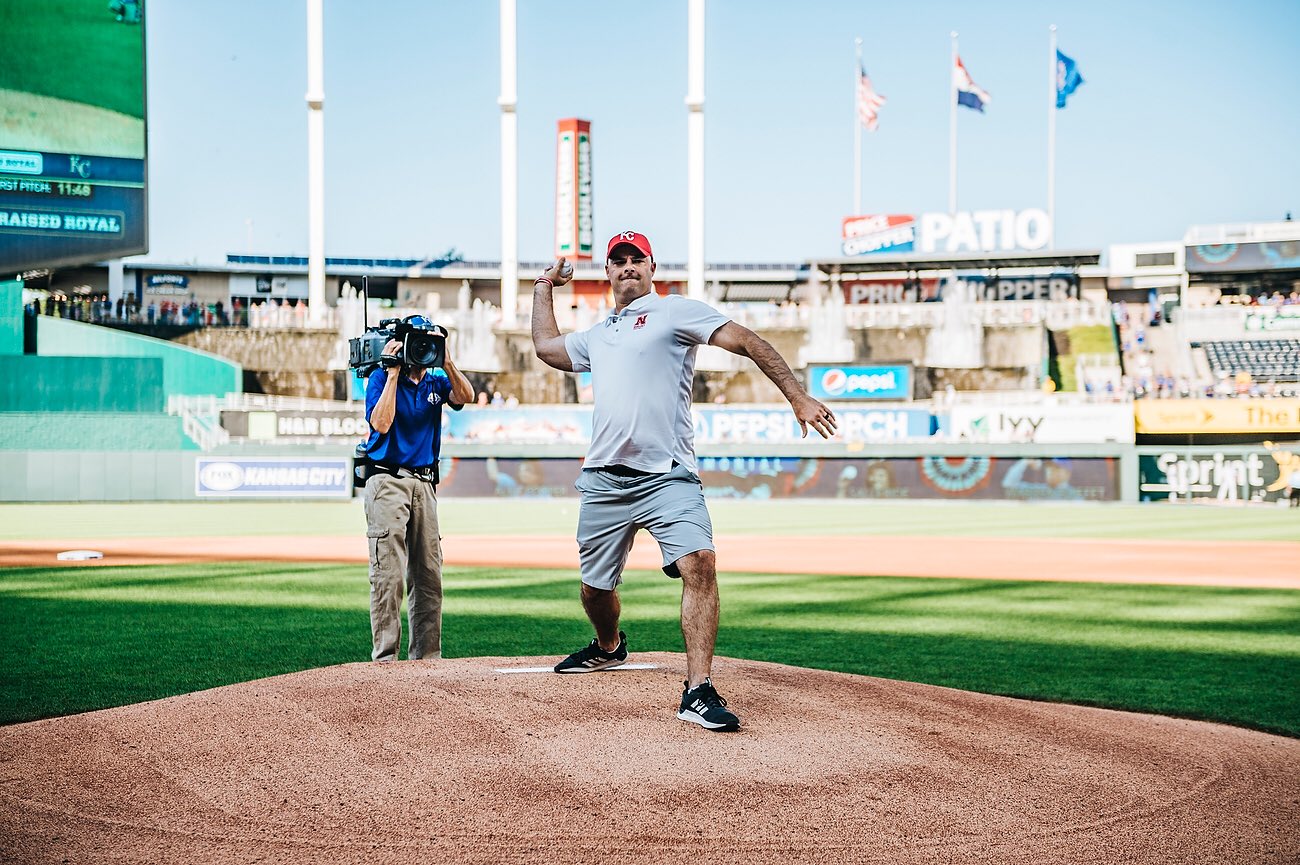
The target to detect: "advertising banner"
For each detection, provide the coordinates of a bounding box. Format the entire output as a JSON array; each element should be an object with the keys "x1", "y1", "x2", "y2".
[
  {"x1": 692, "y1": 407, "x2": 934, "y2": 443},
  {"x1": 807, "y1": 364, "x2": 912, "y2": 401},
  {"x1": 1134, "y1": 399, "x2": 1300, "y2": 435},
  {"x1": 947, "y1": 273, "x2": 1080, "y2": 301},
  {"x1": 1244, "y1": 308, "x2": 1300, "y2": 333},
  {"x1": 1138, "y1": 444, "x2": 1299, "y2": 503},
  {"x1": 555, "y1": 118, "x2": 594, "y2": 260},
  {"x1": 841, "y1": 214, "x2": 916, "y2": 255},
  {"x1": 842, "y1": 277, "x2": 940, "y2": 304},
  {"x1": 444, "y1": 406, "x2": 937, "y2": 445},
  {"x1": 948, "y1": 402, "x2": 1135, "y2": 444},
  {"x1": 436, "y1": 456, "x2": 1119, "y2": 501},
  {"x1": 443, "y1": 407, "x2": 593, "y2": 444},
  {"x1": 1185, "y1": 241, "x2": 1300, "y2": 273},
  {"x1": 840, "y1": 209, "x2": 1052, "y2": 257},
  {"x1": 195, "y1": 458, "x2": 352, "y2": 498},
  {"x1": 221, "y1": 410, "x2": 370, "y2": 440}
]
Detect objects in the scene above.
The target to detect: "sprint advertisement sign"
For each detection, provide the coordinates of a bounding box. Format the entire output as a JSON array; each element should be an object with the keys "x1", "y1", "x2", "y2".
[
  {"x1": 1134, "y1": 399, "x2": 1300, "y2": 435},
  {"x1": 196, "y1": 458, "x2": 352, "y2": 498},
  {"x1": 808, "y1": 364, "x2": 912, "y2": 401},
  {"x1": 1138, "y1": 444, "x2": 1299, "y2": 503}
]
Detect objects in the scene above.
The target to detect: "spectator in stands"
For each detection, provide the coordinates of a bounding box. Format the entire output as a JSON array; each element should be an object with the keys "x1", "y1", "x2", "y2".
[
  {"x1": 358, "y1": 320, "x2": 475, "y2": 663},
  {"x1": 1287, "y1": 466, "x2": 1300, "y2": 508}
]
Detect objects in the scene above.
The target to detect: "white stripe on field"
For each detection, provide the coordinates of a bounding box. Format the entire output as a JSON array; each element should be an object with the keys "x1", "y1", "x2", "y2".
[{"x1": 494, "y1": 664, "x2": 659, "y2": 674}]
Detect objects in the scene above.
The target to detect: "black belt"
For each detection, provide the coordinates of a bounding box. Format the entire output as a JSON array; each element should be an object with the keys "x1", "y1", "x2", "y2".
[
  {"x1": 373, "y1": 464, "x2": 434, "y2": 481},
  {"x1": 599, "y1": 461, "x2": 677, "y2": 478}
]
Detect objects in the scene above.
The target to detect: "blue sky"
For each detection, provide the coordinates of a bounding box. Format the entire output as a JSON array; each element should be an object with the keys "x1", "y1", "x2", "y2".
[{"x1": 139, "y1": 0, "x2": 1299, "y2": 266}]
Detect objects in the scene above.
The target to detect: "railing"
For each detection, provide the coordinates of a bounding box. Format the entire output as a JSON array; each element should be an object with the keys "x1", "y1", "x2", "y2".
[{"x1": 167, "y1": 395, "x2": 232, "y2": 450}]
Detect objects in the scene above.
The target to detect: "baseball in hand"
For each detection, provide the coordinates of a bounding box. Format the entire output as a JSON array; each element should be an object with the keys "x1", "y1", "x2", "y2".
[{"x1": 559, "y1": 262, "x2": 574, "y2": 280}]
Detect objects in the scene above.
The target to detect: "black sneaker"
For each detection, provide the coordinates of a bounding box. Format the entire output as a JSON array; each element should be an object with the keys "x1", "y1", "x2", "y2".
[
  {"x1": 677, "y1": 678, "x2": 740, "y2": 731},
  {"x1": 553, "y1": 631, "x2": 628, "y2": 673}
]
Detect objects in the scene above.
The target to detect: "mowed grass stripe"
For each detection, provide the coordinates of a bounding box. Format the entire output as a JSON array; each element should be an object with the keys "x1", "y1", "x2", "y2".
[
  {"x1": 1, "y1": 563, "x2": 1296, "y2": 736},
  {"x1": 4, "y1": 500, "x2": 1299, "y2": 542}
]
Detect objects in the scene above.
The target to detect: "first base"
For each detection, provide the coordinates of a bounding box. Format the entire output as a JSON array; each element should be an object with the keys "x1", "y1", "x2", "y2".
[{"x1": 57, "y1": 550, "x2": 104, "y2": 561}]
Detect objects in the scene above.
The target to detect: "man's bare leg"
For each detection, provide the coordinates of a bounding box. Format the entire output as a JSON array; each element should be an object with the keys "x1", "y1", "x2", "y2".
[
  {"x1": 676, "y1": 550, "x2": 719, "y2": 688},
  {"x1": 581, "y1": 582, "x2": 622, "y2": 651}
]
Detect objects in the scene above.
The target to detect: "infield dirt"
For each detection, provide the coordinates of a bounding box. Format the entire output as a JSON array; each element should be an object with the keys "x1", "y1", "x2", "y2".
[
  {"x1": 2, "y1": 532, "x2": 1297, "y2": 588},
  {"x1": 1, "y1": 654, "x2": 1296, "y2": 864}
]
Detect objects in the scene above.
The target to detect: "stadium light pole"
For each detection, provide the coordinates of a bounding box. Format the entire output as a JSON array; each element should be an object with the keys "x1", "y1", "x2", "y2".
[
  {"x1": 948, "y1": 31, "x2": 957, "y2": 214},
  {"x1": 305, "y1": 0, "x2": 326, "y2": 326},
  {"x1": 1047, "y1": 25, "x2": 1057, "y2": 250},
  {"x1": 499, "y1": 0, "x2": 519, "y2": 328},
  {"x1": 686, "y1": 0, "x2": 706, "y2": 301}
]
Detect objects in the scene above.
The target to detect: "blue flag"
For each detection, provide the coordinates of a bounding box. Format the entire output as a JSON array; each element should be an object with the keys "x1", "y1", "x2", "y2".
[{"x1": 1056, "y1": 49, "x2": 1084, "y2": 108}]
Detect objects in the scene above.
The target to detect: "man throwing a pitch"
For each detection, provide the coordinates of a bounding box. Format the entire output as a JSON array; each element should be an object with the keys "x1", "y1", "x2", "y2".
[{"x1": 531, "y1": 230, "x2": 837, "y2": 731}]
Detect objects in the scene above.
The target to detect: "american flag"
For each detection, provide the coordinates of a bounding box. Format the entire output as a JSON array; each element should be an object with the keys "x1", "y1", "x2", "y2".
[{"x1": 856, "y1": 64, "x2": 886, "y2": 131}]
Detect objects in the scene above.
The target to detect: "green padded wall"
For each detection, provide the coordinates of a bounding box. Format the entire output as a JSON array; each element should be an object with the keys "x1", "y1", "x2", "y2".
[
  {"x1": 0, "y1": 281, "x2": 21, "y2": 356},
  {"x1": 0, "y1": 412, "x2": 195, "y2": 451},
  {"x1": 0, "y1": 356, "x2": 165, "y2": 412},
  {"x1": 36, "y1": 316, "x2": 240, "y2": 397}
]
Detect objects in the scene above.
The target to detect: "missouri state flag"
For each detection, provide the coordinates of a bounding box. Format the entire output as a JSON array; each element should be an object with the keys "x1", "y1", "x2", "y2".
[
  {"x1": 1055, "y1": 49, "x2": 1084, "y2": 108},
  {"x1": 953, "y1": 55, "x2": 990, "y2": 112}
]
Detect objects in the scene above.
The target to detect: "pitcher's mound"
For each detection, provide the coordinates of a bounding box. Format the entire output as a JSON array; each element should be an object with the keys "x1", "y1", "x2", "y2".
[{"x1": 1, "y1": 655, "x2": 1296, "y2": 864}]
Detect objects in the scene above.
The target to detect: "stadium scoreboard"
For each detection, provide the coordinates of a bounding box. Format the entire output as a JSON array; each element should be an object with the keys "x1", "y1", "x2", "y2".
[{"x1": 0, "y1": 0, "x2": 148, "y2": 274}]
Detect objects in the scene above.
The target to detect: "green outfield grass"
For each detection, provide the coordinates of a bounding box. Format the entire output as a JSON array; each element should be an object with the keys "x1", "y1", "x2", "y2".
[
  {"x1": 0, "y1": 0, "x2": 145, "y2": 118},
  {"x1": 4, "y1": 499, "x2": 1299, "y2": 542},
  {"x1": 2, "y1": 561, "x2": 1297, "y2": 736}
]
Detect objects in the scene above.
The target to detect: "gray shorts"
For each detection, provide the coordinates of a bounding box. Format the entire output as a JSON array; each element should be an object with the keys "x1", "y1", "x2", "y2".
[{"x1": 574, "y1": 463, "x2": 715, "y2": 590}]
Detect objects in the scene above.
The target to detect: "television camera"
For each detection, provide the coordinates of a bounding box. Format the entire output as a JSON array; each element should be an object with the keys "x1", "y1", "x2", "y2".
[{"x1": 348, "y1": 314, "x2": 447, "y2": 378}]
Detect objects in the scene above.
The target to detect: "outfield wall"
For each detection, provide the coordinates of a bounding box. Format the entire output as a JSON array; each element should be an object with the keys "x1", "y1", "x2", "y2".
[{"x1": 0, "y1": 442, "x2": 1138, "y2": 503}]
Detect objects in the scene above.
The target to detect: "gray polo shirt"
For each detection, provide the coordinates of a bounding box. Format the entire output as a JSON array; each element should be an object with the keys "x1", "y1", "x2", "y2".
[{"x1": 565, "y1": 291, "x2": 729, "y2": 473}]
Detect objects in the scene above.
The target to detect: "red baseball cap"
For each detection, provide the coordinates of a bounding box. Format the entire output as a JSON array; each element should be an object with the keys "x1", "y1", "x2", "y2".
[{"x1": 606, "y1": 230, "x2": 653, "y2": 260}]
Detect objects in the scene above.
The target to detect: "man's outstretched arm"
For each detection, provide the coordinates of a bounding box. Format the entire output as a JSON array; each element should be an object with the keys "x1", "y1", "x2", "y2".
[
  {"x1": 531, "y1": 257, "x2": 574, "y2": 372},
  {"x1": 709, "y1": 321, "x2": 838, "y2": 439}
]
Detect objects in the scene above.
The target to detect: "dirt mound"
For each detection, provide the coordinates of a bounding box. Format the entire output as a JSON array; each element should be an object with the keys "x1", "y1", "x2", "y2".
[{"x1": 1, "y1": 655, "x2": 1296, "y2": 864}]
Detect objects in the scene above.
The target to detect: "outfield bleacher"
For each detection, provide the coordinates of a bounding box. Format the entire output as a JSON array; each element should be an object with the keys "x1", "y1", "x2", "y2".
[{"x1": 1200, "y1": 339, "x2": 1300, "y2": 383}]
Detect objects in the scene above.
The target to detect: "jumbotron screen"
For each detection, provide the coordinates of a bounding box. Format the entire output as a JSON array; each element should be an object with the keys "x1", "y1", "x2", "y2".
[{"x1": 0, "y1": 0, "x2": 148, "y2": 275}]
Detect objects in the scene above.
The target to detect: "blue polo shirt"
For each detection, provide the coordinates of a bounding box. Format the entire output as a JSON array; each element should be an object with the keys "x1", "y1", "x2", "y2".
[{"x1": 362, "y1": 368, "x2": 459, "y2": 469}]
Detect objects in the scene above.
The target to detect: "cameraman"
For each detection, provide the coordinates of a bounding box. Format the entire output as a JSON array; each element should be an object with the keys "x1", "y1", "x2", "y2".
[{"x1": 361, "y1": 319, "x2": 474, "y2": 662}]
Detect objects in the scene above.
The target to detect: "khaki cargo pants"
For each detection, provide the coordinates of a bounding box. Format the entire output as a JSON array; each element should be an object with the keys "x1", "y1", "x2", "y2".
[{"x1": 364, "y1": 473, "x2": 443, "y2": 661}]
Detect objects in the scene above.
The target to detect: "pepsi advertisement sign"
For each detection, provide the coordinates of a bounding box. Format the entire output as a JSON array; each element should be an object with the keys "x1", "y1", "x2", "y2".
[{"x1": 808, "y1": 365, "x2": 912, "y2": 401}]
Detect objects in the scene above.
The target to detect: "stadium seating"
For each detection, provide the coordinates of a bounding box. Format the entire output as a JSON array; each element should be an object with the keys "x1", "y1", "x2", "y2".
[{"x1": 1200, "y1": 339, "x2": 1300, "y2": 383}]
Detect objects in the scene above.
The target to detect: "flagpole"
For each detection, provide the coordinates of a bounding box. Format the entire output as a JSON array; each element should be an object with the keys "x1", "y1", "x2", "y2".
[
  {"x1": 854, "y1": 37, "x2": 862, "y2": 216},
  {"x1": 949, "y1": 31, "x2": 957, "y2": 213},
  {"x1": 1048, "y1": 24, "x2": 1057, "y2": 249}
]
